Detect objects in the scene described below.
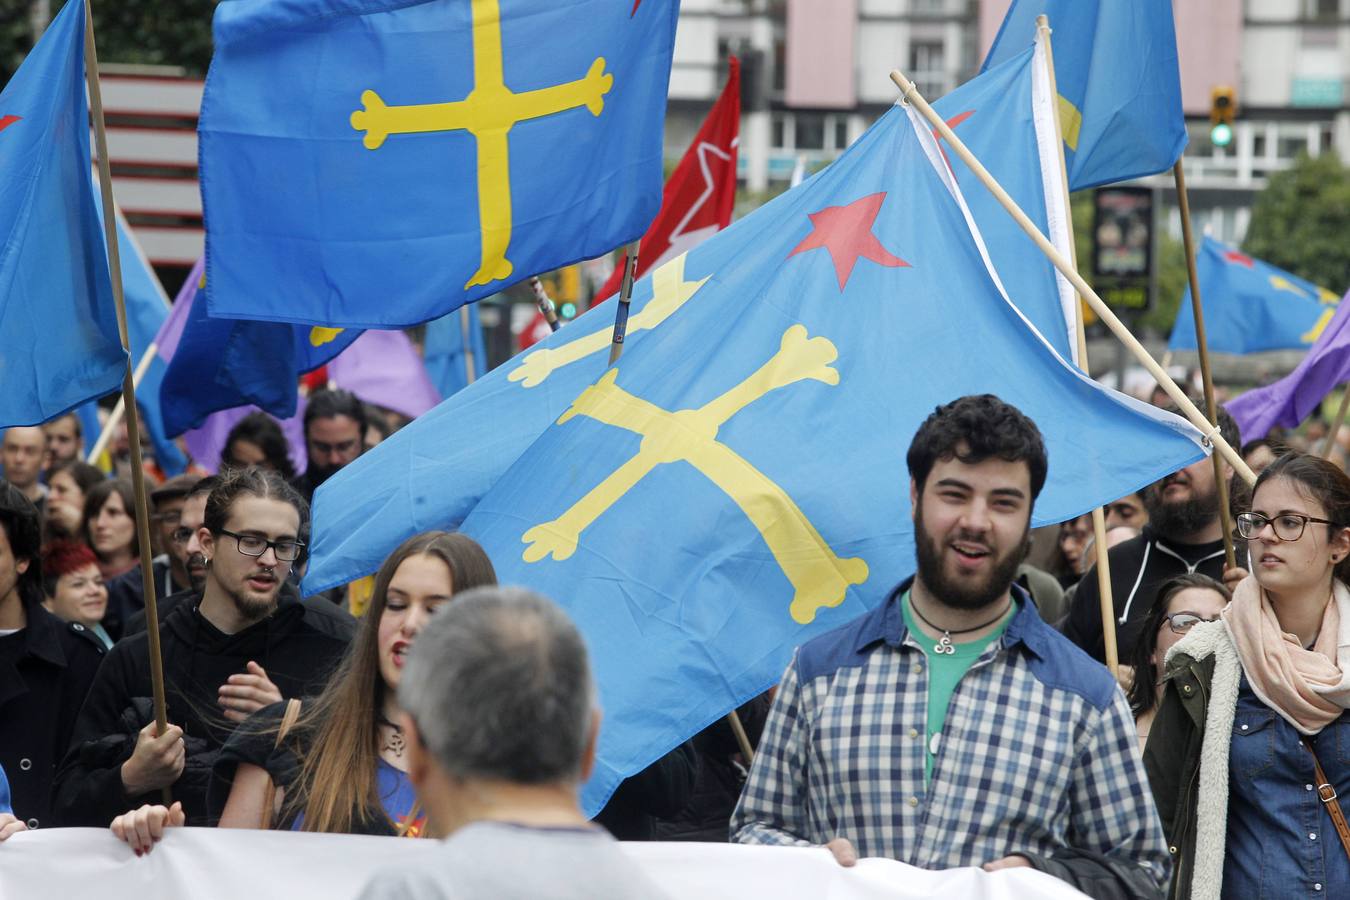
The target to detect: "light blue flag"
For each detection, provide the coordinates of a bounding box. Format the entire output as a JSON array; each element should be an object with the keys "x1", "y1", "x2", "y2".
[
  {"x1": 1169, "y1": 237, "x2": 1342, "y2": 356},
  {"x1": 424, "y1": 304, "x2": 488, "y2": 397},
  {"x1": 984, "y1": 0, "x2": 1186, "y2": 191},
  {"x1": 199, "y1": 0, "x2": 679, "y2": 329},
  {"x1": 304, "y1": 100, "x2": 1207, "y2": 813},
  {"x1": 0, "y1": 0, "x2": 125, "y2": 428},
  {"x1": 87, "y1": 192, "x2": 188, "y2": 475},
  {"x1": 933, "y1": 43, "x2": 1074, "y2": 358}
]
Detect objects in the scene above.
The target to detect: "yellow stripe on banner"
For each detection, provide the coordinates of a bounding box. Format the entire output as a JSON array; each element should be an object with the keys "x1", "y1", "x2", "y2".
[{"x1": 1058, "y1": 94, "x2": 1082, "y2": 152}]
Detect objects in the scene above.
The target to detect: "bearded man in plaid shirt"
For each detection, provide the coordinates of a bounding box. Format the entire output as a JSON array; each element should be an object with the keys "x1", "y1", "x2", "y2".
[{"x1": 731, "y1": 396, "x2": 1170, "y2": 900}]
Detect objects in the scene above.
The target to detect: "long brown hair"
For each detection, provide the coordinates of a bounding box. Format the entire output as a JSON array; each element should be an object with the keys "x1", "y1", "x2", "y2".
[{"x1": 287, "y1": 531, "x2": 496, "y2": 833}]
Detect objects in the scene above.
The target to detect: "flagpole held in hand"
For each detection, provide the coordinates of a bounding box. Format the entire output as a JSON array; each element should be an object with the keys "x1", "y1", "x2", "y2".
[
  {"x1": 889, "y1": 68, "x2": 1257, "y2": 489},
  {"x1": 85, "y1": 1, "x2": 172, "y2": 803},
  {"x1": 608, "y1": 240, "x2": 640, "y2": 365},
  {"x1": 1036, "y1": 16, "x2": 1120, "y2": 678},
  {"x1": 1174, "y1": 159, "x2": 1238, "y2": 571}
]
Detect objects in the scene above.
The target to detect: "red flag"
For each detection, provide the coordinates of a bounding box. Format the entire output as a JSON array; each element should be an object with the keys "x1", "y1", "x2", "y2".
[{"x1": 518, "y1": 57, "x2": 741, "y2": 351}]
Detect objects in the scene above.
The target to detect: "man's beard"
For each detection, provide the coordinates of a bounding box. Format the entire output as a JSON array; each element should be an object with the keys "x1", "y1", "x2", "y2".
[
  {"x1": 914, "y1": 504, "x2": 1027, "y2": 612},
  {"x1": 225, "y1": 582, "x2": 278, "y2": 622},
  {"x1": 307, "y1": 463, "x2": 341, "y2": 486},
  {"x1": 186, "y1": 553, "x2": 208, "y2": 593},
  {"x1": 1144, "y1": 475, "x2": 1219, "y2": 538}
]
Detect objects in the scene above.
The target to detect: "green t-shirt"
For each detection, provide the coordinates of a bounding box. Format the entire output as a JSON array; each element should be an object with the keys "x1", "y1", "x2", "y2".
[{"x1": 901, "y1": 591, "x2": 1013, "y2": 785}]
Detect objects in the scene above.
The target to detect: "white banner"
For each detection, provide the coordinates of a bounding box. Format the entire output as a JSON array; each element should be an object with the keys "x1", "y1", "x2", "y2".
[{"x1": 0, "y1": 828, "x2": 1087, "y2": 899}]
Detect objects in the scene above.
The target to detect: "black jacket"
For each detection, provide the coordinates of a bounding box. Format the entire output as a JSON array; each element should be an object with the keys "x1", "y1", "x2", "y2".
[
  {"x1": 654, "y1": 694, "x2": 771, "y2": 842},
  {"x1": 1060, "y1": 526, "x2": 1227, "y2": 664},
  {"x1": 103, "y1": 557, "x2": 178, "y2": 640},
  {"x1": 0, "y1": 599, "x2": 106, "y2": 829},
  {"x1": 593, "y1": 740, "x2": 699, "y2": 841},
  {"x1": 52, "y1": 585, "x2": 354, "y2": 827}
]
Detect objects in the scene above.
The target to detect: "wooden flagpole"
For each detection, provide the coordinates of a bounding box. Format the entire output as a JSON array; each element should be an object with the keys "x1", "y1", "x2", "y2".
[
  {"x1": 1174, "y1": 159, "x2": 1238, "y2": 570},
  {"x1": 607, "y1": 240, "x2": 640, "y2": 364},
  {"x1": 889, "y1": 68, "x2": 1257, "y2": 489},
  {"x1": 1035, "y1": 17, "x2": 1120, "y2": 678},
  {"x1": 86, "y1": 341, "x2": 157, "y2": 465},
  {"x1": 458, "y1": 305, "x2": 478, "y2": 386},
  {"x1": 85, "y1": 1, "x2": 171, "y2": 800},
  {"x1": 529, "y1": 277, "x2": 561, "y2": 333}
]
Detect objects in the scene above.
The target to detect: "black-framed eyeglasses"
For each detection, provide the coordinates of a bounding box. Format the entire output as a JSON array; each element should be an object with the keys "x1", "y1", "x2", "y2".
[
  {"x1": 1165, "y1": 611, "x2": 1219, "y2": 635},
  {"x1": 218, "y1": 528, "x2": 304, "y2": 562},
  {"x1": 1235, "y1": 512, "x2": 1340, "y2": 542}
]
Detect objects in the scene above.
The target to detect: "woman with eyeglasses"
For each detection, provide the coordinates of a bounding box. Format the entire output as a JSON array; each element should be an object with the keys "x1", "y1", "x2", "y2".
[
  {"x1": 1145, "y1": 451, "x2": 1350, "y2": 899},
  {"x1": 1126, "y1": 573, "x2": 1230, "y2": 749}
]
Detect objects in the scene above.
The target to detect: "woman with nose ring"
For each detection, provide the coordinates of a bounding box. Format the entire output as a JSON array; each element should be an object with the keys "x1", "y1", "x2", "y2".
[
  {"x1": 1146, "y1": 451, "x2": 1350, "y2": 900},
  {"x1": 108, "y1": 532, "x2": 496, "y2": 851}
]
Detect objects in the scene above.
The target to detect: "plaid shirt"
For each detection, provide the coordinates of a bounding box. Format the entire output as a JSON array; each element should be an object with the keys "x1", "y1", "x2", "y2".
[{"x1": 731, "y1": 581, "x2": 1169, "y2": 888}]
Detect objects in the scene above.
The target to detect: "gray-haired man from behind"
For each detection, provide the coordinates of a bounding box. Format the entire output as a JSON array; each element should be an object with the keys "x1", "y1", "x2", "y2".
[{"x1": 355, "y1": 587, "x2": 671, "y2": 900}]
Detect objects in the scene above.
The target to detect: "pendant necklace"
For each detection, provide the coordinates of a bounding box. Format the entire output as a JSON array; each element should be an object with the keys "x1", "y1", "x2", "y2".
[
  {"x1": 909, "y1": 596, "x2": 1011, "y2": 656},
  {"x1": 378, "y1": 714, "x2": 406, "y2": 758}
]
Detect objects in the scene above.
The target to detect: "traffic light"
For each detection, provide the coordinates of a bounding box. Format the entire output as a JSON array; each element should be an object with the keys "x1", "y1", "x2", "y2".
[
  {"x1": 558, "y1": 300, "x2": 578, "y2": 320},
  {"x1": 1210, "y1": 86, "x2": 1236, "y2": 148}
]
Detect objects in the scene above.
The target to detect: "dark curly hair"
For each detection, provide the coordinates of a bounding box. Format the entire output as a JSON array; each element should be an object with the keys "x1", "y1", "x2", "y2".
[
  {"x1": 906, "y1": 395, "x2": 1048, "y2": 501},
  {"x1": 223, "y1": 412, "x2": 297, "y2": 480},
  {"x1": 0, "y1": 480, "x2": 43, "y2": 607}
]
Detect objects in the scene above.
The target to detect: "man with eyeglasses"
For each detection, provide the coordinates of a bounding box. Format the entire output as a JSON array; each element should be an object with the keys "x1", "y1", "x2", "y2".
[
  {"x1": 104, "y1": 475, "x2": 200, "y2": 639},
  {"x1": 52, "y1": 467, "x2": 354, "y2": 827},
  {"x1": 1062, "y1": 403, "x2": 1241, "y2": 667},
  {"x1": 291, "y1": 388, "x2": 368, "y2": 504}
]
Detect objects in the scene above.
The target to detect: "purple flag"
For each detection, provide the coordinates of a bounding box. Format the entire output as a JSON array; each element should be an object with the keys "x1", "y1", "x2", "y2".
[
  {"x1": 184, "y1": 401, "x2": 308, "y2": 476},
  {"x1": 1227, "y1": 289, "x2": 1350, "y2": 440},
  {"x1": 156, "y1": 257, "x2": 204, "y2": 363},
  {"x1": 326, "y1": 330, "x2": 441, "y2": 419}
]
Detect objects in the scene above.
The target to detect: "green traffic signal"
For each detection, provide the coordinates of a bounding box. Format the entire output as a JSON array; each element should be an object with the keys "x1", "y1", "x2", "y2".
[
  {"x1": 559, "y1": 300, "x2": 578, "y2": 319},
  {"x1": 1210, "y1": 122, "x2": 1233, "y2": 148}
]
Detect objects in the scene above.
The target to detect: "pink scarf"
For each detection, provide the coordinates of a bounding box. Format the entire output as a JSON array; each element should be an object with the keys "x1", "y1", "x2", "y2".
[{"x1": 1222, "y1": 576, "x2": 1350, "y2": 734}]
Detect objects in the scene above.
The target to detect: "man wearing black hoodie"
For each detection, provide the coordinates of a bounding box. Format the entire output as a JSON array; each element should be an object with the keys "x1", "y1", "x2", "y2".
[
  {"x1": 53, "y1": 467, "x2": 353, "y2": 827},
  {"x1": 1061, "y1": 404, "x2": 1239, "y2": 665}
]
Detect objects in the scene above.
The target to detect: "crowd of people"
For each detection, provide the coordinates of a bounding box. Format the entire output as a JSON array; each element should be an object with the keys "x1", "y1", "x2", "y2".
[{"x1": 1, "y1": 384, "x2": 1349, "y2": 900}]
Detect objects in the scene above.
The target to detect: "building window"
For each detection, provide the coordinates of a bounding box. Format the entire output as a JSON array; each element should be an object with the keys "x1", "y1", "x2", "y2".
[
  {"x1": 1252, "y1": 132, "x2": 1267, "y2": 158},
  {"x1": 912, "y1": 0, "x2": 946, "y2": 13},
  {"x1": 1278, "y1": 133, "x2": 1308, "y2": 160},
  {"x1": 771, "y1": 113, "x2": 787, "y2": 149},
  {"x1": 833, "y1": 119, "x2": 849, "y2": 151},
  {"x1": 1303, "y1": 0, "x2": 1340, "y2": 19},
  {"x1": 796, "y1": 113, "x2": 826, "y2": 150},
  {"x1": 909, "y1": 39, "x2": 946, "y2": 98}
]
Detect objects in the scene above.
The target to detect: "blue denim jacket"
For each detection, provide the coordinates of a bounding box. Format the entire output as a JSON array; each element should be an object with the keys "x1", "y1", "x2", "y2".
[{"x1": 1224, "y1": 677, "x2": 1350, "y2": 898}]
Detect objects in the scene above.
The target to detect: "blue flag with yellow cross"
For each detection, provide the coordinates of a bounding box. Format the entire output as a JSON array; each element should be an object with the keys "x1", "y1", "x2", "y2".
[
  {"x1": 1168, "y1": 236, "x2": 1343, "y2": 356},
  {"x1": 198, "y1": 0, "x2": 678, "y2": 329},
  {"x1": 983, "y1": 0, "x2": 1186, "y2": 191},
  {"x1": 304, "y1": 100, "x2": 1209, "y2": 813}
]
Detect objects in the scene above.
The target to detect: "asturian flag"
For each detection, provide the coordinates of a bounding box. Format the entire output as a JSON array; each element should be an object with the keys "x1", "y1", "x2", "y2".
[{"x1": 304, "y1": 94, "x2": 1207, "y2": 813}]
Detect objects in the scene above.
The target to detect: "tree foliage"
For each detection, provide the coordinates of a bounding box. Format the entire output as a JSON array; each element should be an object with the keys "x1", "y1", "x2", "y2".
[
  {"x1": 1243, "y1": 152, "x2": 1350, "y2": 293},
  {"x1": 0, "y1": 1, "x2": 218, "y2": 85}
]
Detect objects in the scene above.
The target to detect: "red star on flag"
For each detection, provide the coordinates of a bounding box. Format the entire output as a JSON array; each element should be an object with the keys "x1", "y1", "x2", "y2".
[
  {"x1": 932, "y1": 110, "x2": 974, "y2": 170},
  {"x1": 1223, "y1": 249, "x2": 1254, "y2": 268},
  {"x1": 788, "y1": 192, "x2": 909, "y2": 290},
  {"x1": 0, "y1": 115, "x2": 20, "y2": 133}
]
